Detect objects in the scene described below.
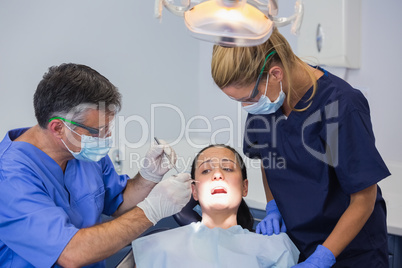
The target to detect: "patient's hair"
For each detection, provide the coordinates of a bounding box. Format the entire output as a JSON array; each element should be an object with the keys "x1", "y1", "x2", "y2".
[
  {"x1": 190, "y1": 144, "x2": 254, "y2": 231},
  {"x1": 34, "y1": 63, "x2": 122, "y2": 128}
]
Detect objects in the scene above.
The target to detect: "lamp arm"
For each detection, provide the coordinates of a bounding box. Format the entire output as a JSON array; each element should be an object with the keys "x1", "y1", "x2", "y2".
[
  {"x1": 268, "y1": 0, "x2": 278, "y2": 17},
  {"x1": 267, "y1": 0, "x2": 303, "y2": 35},
  {"x1": 154, "y1": 0, "x2": 191, "y2": 18},
  {"x1": 155, "y1": 0, "x2": 163, "y2": 18},
  {"x1": 163, "y1": 0, "x2": 190, "y2": 17},
  {"x1": 291, "y1": 0, "x2": 303, "y2": 35}
]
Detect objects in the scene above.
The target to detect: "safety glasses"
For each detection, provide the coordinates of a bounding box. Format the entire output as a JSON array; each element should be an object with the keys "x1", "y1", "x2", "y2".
[
  {"x1": 229, "y1": 50, "x2": 277, "y2": 104},
  {"x1": 48, "y1": 116, "x2": 114, "y2": 138}
]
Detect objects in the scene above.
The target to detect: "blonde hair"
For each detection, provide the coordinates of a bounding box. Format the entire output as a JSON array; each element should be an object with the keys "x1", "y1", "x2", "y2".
[{"x1": 211, "y1": 28, "x2": 317, "y2": 111}]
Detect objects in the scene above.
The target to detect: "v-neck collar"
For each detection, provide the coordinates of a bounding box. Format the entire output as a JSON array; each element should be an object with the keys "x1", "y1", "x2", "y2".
[
  {"x1": 277, "y1": 66, "x2": 330, "y2": 125},
  {"x1": 9, "y1": 128, "x2": 75, "y2": 187}
]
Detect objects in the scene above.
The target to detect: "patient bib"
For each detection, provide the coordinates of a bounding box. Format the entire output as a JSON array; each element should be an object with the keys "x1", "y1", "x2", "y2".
[{"x1": 132, "y1": 222, "x2": 299, "y2": 268}]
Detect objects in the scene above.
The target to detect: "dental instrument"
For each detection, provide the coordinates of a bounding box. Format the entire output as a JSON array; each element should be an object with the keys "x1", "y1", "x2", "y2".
[{"x1": 154, "y1": 137, "x2": 180, "y2": 173}]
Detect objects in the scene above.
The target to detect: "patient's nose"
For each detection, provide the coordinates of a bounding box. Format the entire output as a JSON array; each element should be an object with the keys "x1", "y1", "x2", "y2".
[{"x1": 212, "y1": 169, "x2": 224, "y2": 181}]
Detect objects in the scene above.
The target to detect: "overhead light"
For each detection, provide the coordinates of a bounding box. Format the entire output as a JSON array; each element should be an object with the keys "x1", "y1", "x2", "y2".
[
  {"x1": 155, "y1": 0, "x2": 304, "y2": 47},
  {"x1": 184, "y1": 0, "x2": 273, "y2": 47}
]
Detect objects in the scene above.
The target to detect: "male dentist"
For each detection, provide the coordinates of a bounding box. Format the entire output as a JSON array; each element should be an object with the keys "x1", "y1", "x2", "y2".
[{"x1": 0, "y1": 63, "x2": 191, "y2": 267}]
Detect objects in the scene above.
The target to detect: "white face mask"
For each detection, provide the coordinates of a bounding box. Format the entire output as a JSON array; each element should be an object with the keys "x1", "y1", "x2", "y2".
[
  {"x1": 61, "y1": 122, "x2": 112, "y2": 162},
  {"x1": 242, "y1": 74, "x2": 285, "y2": 115}
]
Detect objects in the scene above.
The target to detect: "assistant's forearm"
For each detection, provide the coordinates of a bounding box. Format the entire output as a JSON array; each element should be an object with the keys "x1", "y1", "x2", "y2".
[
  {"x1": 57, "y1": 207, "x2": 152, "y2": 267},
  {"x1": 322, "y1": 185, "x2": 377, "y2": 257}
]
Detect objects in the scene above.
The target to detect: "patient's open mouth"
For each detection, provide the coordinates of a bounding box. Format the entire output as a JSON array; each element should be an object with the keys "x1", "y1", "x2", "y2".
[{"x1": 211, "y1": 186, "x2": 227, "y2": 195}]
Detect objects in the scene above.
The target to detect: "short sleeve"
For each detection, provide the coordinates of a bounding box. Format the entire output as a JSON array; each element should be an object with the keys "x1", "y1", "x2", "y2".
[
  {"x1": 0, "y1": 172, "x2": 78, "y2": 267},
  {"x1": 101, "y1": 156, "x2": 129, "y2": 216},
  {"x1": 334, "y1": 109, "x2": 390, "y2": 194}
]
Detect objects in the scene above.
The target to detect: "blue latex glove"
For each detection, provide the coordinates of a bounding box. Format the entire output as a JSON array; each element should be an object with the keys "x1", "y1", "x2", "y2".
[
  {"x1": 256, "y1": 199, "x2": 287, "y2": 235},
  {"x1": 292, "y1": 245, "x2": 336, "y2": 268}
]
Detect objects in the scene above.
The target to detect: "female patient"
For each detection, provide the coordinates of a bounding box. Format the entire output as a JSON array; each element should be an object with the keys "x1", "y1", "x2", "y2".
[{"x1": 132, "y1": 144, "x2": 299, "y2": 267}]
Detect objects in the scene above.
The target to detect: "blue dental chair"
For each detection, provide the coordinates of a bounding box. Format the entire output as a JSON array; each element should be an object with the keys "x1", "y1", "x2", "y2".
[{"x1": 172, "y1": 195, "x2": 202, "y2": 226}]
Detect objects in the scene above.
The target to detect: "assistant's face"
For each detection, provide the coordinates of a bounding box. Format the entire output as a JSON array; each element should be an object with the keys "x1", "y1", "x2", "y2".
[
  {"x1": 192, "y1": 147, "x2": 248, "y2": 213},
  {"x1": 222, "y1": 74, "x2": 282, "y2": 107}
]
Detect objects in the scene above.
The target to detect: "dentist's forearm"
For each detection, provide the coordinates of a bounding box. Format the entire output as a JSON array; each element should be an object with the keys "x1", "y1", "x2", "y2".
[
  {"x1": 113, "y1": 173, "x2": 156, "y2": 217},
  {"x1": 57, "y1": 206, "x2": 152, "y2": 267}
]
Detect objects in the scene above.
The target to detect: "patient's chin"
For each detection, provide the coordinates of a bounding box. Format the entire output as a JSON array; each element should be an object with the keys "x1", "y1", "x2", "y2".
[{"x1": 206, "y1": 200, "x2": 235, "y2": 212}]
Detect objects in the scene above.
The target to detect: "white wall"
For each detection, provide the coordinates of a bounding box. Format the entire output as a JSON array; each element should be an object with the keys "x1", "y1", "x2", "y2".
[
  {"x1": 0, "y1": 0, "x2": 200, "y2": 141},
  {"x1": 348, "y1": 0, "x2": 402, "y2": 162}
]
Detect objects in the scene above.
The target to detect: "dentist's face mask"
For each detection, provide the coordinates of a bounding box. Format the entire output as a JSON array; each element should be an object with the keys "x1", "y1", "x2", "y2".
[
  {"x1": 242, "y1": 73, "x2": 286, "y2": 115},
  {"x1": 61, "y1": 122, "x2": 113, "y2": 162}
]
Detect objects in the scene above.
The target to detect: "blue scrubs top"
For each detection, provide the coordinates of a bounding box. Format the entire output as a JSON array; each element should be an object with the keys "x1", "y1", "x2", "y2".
[
  {"x1": 243, "y1": 69, "x2": 390, "y2": 266},
  {"x1": 0, "y1": 128, "x2": 129, "y2": 267}
]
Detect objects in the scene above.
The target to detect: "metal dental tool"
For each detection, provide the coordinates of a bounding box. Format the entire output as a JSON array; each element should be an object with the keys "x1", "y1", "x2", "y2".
[{"x1": 154, "y1": 137, "x2": 180, "y2": 173}]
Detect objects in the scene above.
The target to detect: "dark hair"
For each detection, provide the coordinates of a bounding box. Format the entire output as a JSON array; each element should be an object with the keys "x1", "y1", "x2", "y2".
[
  {"x1": 190, "y1": 144, "x2": 254, "y2": 231},
  {"x1": 34, "y1": 63, "x2": 122, "y2": 128}
]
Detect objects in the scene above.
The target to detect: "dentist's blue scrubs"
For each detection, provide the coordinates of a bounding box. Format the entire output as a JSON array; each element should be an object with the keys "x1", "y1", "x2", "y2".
[
  {"x1": 0, "y1": 128, "x2": 128, "y2": 267},
  {"x1": 243, "y1": 68, "x2": 390, "y2": 267}
]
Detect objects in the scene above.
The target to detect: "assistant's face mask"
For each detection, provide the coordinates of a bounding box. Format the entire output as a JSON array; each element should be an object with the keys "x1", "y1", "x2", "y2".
[
  {"x1": 242, "y1": 74, "x2": 285, "y2": 115},
  {"x1": 61, "y1": 122, "x2": 113, "y2": 162}
]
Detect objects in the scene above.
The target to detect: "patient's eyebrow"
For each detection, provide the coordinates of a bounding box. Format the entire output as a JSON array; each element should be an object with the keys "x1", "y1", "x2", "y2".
[
  {"x1": 198, "y1": 159, "x2": 212, "y2": 168},
  {"x1": 221, "y1": 158, "x2": 235, "y2": 164},
  {"x1": 198, "y1": 158, "x2": 236, "y2": 168}
]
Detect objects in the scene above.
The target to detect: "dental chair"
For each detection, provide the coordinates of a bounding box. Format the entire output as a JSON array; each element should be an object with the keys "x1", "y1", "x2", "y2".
[
  {"x1": 172, "y1": 195, "x2": 202, "y2": 226},
  {"x1": 114, "y1": 196, "x2": 201, "y2": 268}
]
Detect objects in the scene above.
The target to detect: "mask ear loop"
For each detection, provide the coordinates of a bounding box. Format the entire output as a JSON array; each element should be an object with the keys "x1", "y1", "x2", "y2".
[
  {"x1": 263, "y1": 72, "x2": 269, "y2": 97},
  {"x1": 259, "y1": 50, "x2": 276, "y2": 99},
  {"x1": 274, "y1": 81, "x2": 284, "y2": 104},
  {"x1": 264, "y1": 73, "x2": 285, "y2": 104},
  {"x1": 62, "y1": 121, "x2": 82, "y2": 138},
  {"x1": 61, "y1": 121, "x2": 84, "y2": 152},
  {"x1": 60, "y1": 137, "x2": 81, "y2": 154}
]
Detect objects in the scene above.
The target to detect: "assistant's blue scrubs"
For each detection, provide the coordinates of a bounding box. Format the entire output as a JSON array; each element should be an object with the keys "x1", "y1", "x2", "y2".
[
  {"x1": 0, "y1": 128, "x2": 129, "y2": 267},
  {"x1": 243, "y1": 68, "x2": 390, "y2": 267}
]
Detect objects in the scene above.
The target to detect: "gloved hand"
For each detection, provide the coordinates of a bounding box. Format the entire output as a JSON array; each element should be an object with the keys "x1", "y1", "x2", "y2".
[
  {"x1": 256, "y1": 199, "x2": 286, "y2": 235},
  {"x1": 139, "y1": 139, "x2": 177, "y2": 183},
  {"x1": 291, "y1": 245, "x2": 336, "y2": 268},
  {"x1": 137, "y1": 173, "x2": 191, "y2": 225}
]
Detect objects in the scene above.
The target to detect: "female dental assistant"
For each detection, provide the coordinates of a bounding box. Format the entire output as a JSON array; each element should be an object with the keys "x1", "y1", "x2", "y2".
[{"x1": 211, "y1": 28, "x2": 390, "y2": 267}]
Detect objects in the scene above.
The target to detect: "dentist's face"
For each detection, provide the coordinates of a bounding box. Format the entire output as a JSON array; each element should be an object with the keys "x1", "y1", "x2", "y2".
[{"x1": 192, "y1": 147, "x2": 248, "y2": 213}]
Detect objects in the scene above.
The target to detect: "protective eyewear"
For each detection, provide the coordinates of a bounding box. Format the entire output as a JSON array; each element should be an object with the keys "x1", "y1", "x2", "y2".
[
  {"x1": 229, "y1": 50, "x2": 277, "y2": 104},
  {"x1": 49, "y1": 116, "x2": 114, "y2": 138}
]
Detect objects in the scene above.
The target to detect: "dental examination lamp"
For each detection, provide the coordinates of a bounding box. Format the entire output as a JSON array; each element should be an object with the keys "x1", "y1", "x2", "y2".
[{"x1": 154, "y1": 0, "x2": 303, "y2": 47}]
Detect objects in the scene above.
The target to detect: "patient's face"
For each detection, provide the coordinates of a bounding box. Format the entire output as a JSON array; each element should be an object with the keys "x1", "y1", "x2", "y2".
[{"x1": 192, "y1": 147, "x2": 248, "y2": 213}]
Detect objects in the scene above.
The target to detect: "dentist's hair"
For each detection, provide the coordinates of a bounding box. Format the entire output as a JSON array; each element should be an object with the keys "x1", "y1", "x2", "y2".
[
  {"x1": 34, "y1": 63, "x2": 122, "y2": 128},
  {"x1": 211, "y1": 28, "x2": 317, "y2": 112},
  {"x1": 190, "y1": 144, "x2": 254, "y2": 231}
]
